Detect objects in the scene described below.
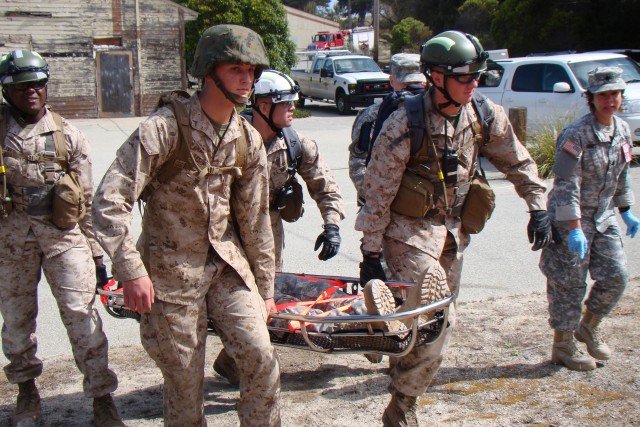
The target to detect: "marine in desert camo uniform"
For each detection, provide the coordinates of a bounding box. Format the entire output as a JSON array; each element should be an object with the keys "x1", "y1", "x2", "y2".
[
  {"x1": 92, "y1": 25, "x2": 281, "y2": 427},
  {"x1": 356, "y1": 31, "x2": 551, "y2": 426},
  {"x1": 0, "y1": 49, "x2": 124, "y2": 427}
]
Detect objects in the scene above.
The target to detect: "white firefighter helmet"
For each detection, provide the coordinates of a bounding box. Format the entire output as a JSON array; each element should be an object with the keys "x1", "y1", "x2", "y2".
[{"x1": 253, "y1": 69, "x2": 300, "y2": 103}]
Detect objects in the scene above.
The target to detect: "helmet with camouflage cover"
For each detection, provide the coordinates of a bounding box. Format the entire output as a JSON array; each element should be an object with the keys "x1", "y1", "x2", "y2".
[
  {"x1": 420, "y1": 30, "x2": 489, "y2": 75},
  {"x1": 190, "y1": 24, "x2": 270, "y2": 80},
  {"x1": 0, "y1": 49, "x2": 50, "y2": 85}
]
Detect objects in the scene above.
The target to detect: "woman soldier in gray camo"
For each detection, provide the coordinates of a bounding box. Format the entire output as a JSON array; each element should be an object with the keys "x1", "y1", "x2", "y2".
[{"x1": 540, "y1": 66, "x2": 639, "y2": 371}]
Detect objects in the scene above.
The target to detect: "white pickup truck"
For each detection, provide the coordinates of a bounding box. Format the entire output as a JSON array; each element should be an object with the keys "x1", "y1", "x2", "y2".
[
  {"x1": 478, "y1": 52, "x2": 640, "y2": 144},
  {"x1": 291, "y1": 50, "x2": 391, "y2": 114}
]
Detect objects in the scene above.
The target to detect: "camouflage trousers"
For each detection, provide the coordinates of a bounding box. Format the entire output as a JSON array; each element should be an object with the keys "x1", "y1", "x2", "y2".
[
  {"x1": 540, "y1": 223, "x2": 628, "y2": 331},
  {"x1": 141, "y1": 262, "x2": 280, "y2": 427},
  {"x1": 0, "y1": 234, "x2": 118, "y2": 397},
  {"x1": 383, "y1": 233, "x2": 462, "y2": 397}
]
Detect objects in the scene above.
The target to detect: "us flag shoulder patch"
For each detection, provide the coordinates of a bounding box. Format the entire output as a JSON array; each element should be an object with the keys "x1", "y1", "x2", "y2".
[{"x1": 561, "y1": 139, "x2": 582, "y2": 158}]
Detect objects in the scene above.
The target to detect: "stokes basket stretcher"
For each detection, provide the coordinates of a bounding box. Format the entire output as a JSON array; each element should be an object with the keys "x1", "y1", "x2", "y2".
[{"x1": 97, "y1": 272, "x2": 453, "y2": 358}]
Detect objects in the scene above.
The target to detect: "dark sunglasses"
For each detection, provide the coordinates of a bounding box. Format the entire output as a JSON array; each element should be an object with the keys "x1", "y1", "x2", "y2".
[
  {"x1": 9, "y1": 79, "x2": 48, "y2": 91},
  {"x1": 451, "y1": 73, "x2": 482, "y2": 84}
]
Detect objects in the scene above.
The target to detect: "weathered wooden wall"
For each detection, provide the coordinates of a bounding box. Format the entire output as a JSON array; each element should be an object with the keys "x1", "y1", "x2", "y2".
[{"x1": 0, "y1": 0, "x2": 196, "y2": 118}]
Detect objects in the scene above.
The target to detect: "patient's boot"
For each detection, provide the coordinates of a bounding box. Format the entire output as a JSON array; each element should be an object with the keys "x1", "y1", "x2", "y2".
[
  {"x1": 363, "y1": 279, "x2": 402, "y2": 363},
  {"x1": 363, "y1": 279, "x2": 402, "y2": 332},
  {"x1": 397, "y1": 263, "x2": 450, "y2": 325},
  {"x1": 12, "y1": 379, "x2": 41, "y2": 427}
]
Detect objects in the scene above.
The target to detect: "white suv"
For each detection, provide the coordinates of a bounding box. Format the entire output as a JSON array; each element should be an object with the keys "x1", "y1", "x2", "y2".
[{"x1": 478, "y1": 53, "x2": 640, "y2": 144}]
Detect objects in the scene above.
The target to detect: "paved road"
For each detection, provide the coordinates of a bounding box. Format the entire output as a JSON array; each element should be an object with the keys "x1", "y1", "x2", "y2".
[{"x1": 1, "y1": 100, "x2": 639, "y2": 363}]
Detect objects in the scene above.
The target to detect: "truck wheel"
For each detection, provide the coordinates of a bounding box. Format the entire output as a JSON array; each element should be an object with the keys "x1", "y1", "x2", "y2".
[
  {"x1": 336, "y1": 93, "x2": 351, "y2": 115},
  {"x1": 296, "y1": 97, "x2": 305, "y2": 108}
]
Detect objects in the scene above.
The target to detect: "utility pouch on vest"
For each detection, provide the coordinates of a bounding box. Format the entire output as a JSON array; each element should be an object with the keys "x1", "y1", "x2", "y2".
[
  {"x1": 278, "y1": 176, "x2": 304, "y2": 223},
  {"x1": 390, "y1": 169, "x2": 435, "y2": 218},
  {"x1": 460, "y1": 172, "x2": 495, "y2": 234},
  {"x1": 23, "y1": 185, "x2": 54, "y2": 216},
  {"x1": 52, "y1": 171, "x2": 86, "y2": 229}
]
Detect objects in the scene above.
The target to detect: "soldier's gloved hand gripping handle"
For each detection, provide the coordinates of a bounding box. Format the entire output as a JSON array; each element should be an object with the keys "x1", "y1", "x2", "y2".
[
  {"x1": 314, "y1": 224, "x2": 341, "y2": 260},
  {"x1": 123, "y1": 276, "x2": 155, "y2": 314},
  {"x1": 527, "y1": 210, "x2": 552, "y2": 251},
  {"x1": 359, "y1": 249, "x2": 387, "y2": 286}
]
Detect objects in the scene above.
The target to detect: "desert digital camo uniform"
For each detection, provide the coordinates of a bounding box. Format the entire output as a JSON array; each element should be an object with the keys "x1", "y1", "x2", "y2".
[
  {"x1": 0, "y1": 108, "x2": 118, "y2": 396},
  {"x1": 265, "y1": 131, "x2": 344, "y2": 270},
  {"x1": 92, "y1": 94, "x2": 280, "y2": 426},
  {"x1": 540, "y1": 113, "x2": 634, "y2": 331},
  {"x1": 348, "y1": 102, "x2": 381, "y2": 204},
  {"x1": 355, "y1": 90, "x2": 547, "y2": 397}
]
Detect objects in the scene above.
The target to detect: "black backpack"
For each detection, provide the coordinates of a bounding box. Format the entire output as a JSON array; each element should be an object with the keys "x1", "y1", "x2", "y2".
[
  {"x1": 240, "y1": 109, "x2": 303, "y2": 178},
  {"x1": 358, "y1": 85, "x2": 425, "y2": 165},
  {"x1": 404, "y1": 91, "x2": 493, "y2": 157}
]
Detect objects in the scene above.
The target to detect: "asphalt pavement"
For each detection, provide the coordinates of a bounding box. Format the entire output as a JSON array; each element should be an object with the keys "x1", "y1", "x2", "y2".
[{"x1": 1, "y1": 100, "x2": 639, "y2": 363}]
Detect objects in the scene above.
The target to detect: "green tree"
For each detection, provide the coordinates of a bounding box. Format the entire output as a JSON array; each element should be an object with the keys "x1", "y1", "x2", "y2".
[
  {"x1": 491, "y1": 0, "x2": 580, "y2": 56},
  {"x1": 337, "y1": 0, "x2": 374, "y2": 27},
  {"x1": 282, "y1": 0, "x2": 331, "y2": 14},
  {"x1": 176, "y1": 0, "x2": 297, "y2": 74},
  {"x1": 455, "y1": 0, "x2": 499, "y2": 49},
  {"x1": 390, "y1": 18, "x2": 432, "y2": 54}
]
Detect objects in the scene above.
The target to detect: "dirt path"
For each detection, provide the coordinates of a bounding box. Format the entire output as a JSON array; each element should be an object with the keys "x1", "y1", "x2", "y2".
[{"x1": 1, "y1": 280, "x2": 638, "y2": 426}]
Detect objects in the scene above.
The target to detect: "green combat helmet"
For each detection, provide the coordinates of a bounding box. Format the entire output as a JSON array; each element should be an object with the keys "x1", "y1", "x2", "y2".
[
  {"x1": 190, "y1": 24, "x2": 270, "y2": 105},
  {"x1": 0, "y1": 50, "x2": 50, "y2": 86},
  {"x1": 420, "y1": 30, "x2": 489, "y2": 108}
]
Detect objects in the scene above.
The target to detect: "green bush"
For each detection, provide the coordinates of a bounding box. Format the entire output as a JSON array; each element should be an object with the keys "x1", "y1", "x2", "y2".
[{"x1": 525, "y1": 117, "x2": 574, "y2": 179}]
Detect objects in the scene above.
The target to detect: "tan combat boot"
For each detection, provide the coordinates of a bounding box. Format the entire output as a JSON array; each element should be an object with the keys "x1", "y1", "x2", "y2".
[
  {"x1": 382, "y1": 391, "x2": 419, "y2": 427},
  {"x1": 551, "y1": 330, "x2": 596, "y2": 371},
  {"x1": 397, "y1": 263, "x2": 450, "y2": 326},
  {"x1": 213, "y1": 349, "x2": 240, "y2": 386},
  {"x1": 12, "y1": 379, "x2": 41, "y2": 427},
  {"x1": 574, "y1": 310, "x2": 611, "y2": 360},
  {"x1": 93, "y1": 394, "x2": 125, "y2": 427},
  {"x1": 363, "y1": 279, "x2": 403, "y2": 363}
]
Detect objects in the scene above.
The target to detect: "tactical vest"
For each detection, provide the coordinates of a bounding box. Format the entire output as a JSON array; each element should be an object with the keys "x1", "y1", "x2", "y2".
[
  {"x1": 389, "y1": 91, "x2": 495, "y2": 223},
  {"x1": 0, "y1": 104, "x2": 69, "y2": 217},
  {"x1": 139, "y1": 90, "x2": 248, "y2": 202}
]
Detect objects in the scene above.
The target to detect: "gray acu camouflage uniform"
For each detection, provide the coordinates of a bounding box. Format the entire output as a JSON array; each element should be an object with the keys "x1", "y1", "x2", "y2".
[
  {"x1": 92, "y1": 94, "x2": 280, "y2": 426},
  {"x1": 0, "y1": 108, "x2": 118, "y2": 397},
  {"x1": 355, "y1": 89, "x2": 547, "y2": 397},
  {"x1": 266, "y1": 131, "x2": 344, "y2": 270},
  {"x1": 540, "y1": 113, "x2": 634, "y2": 330}
]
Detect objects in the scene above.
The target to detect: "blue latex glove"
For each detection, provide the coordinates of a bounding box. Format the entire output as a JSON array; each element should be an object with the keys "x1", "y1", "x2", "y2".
[
  {"x1": 567, "y1": 229, "x2": 587, "y2": 259},
  {"x1": 621, "y1": 210, "x2": 640, "y2": 238}
]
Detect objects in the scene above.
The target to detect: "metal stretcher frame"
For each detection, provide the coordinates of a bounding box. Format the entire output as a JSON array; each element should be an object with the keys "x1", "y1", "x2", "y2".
[{"x1": 96, "y1": 273, "x2": 453, "y2": 358}]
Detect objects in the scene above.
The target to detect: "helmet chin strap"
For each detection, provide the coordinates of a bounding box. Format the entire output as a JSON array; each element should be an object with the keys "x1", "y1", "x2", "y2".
[
  {"x1": 1, "y1": 86, "x2": 48, "y2": 125},
  {"x1": 252, "y1": 102, "x2": 283, "y2": 137},
  {"x1": 425, "y1": 72, "x2": 460, "y2": 110},
  {"x1": 211, "y1": 74, "x2": 249, "y2": 105}
]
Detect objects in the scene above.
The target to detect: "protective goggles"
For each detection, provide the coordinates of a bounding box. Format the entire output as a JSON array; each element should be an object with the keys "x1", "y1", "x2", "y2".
[
  {"x1": 8, "y1": 79, "x2": 48, "y2": 91},
  {"x1": 450, "y1": 72, "x2": 482, "y2": 84}
]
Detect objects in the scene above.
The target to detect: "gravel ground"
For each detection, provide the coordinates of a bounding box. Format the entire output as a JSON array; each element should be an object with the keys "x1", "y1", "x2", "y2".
[{"x1": 1, "y1": 279, "x2": 638, "y2": 426}]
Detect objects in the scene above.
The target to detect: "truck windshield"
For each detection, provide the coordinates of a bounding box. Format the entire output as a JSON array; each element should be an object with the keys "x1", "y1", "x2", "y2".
[
  {"x1": 334, "y1": 58, "x2": 381, "y2": 73},
  {"x1": 569, "y1": 57, "x2": 640, "y2": 89}
]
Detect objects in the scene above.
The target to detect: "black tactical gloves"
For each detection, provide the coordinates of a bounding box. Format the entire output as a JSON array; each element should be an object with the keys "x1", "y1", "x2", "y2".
[
  {"x1": 359, "y1": 252, "x2": 387, "y2": 286},
  {"x1": 527, "y1": 210, "x2": 552, "y2": 251},
  {"x1": 94, "y1": 257, "x2": 110, "y2": 289},
  {"x1": 314, "y1": 224, "x2": 341, "y2": 261}
]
